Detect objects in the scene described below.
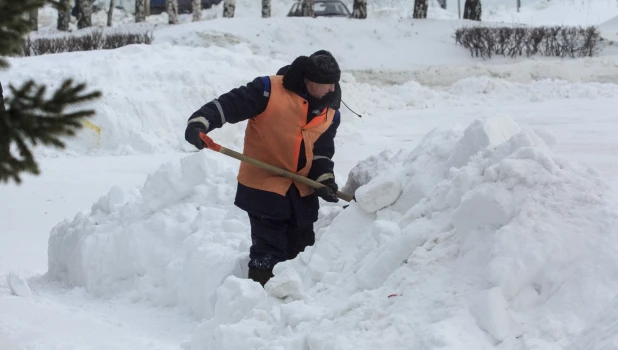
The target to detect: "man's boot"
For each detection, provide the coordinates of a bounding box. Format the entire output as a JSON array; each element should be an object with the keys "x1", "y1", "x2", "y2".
[{"x1": 248, "y1": 267, "x2": 274, "y2": 287}]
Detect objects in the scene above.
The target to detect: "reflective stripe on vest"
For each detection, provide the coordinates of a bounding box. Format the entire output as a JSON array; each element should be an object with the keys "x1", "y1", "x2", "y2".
[{"x1": 237, "y1": 75, "x2": 335, "y2": 197}]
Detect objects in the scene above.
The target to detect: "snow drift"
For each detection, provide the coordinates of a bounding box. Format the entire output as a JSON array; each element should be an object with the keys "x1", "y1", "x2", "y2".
[
  {"x1": 6, "y1": 39, "x2": 618, "y2": 160},
  {"x1": 186, "y1": 115, "x2": 618, "y2": 350},
  {"x1": 3, "y1": 43, "x2": 284, "y2": 155},
  {"x1": 47, "y1": 114, "x2": 618, "y2": 349},
  {"x1": 46, "y1": 150, "x2": 249, "y2": 318}
]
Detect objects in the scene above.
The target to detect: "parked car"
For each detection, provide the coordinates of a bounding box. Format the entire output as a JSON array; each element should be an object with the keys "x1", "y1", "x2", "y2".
[{"x1": 287, "y1": 0, "x2": 352, "y2": 18}]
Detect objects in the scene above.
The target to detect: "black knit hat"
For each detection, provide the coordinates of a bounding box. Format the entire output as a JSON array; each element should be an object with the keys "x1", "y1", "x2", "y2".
[{"x1": 303, "y1": 50, "x2": 341, "y2": 84}]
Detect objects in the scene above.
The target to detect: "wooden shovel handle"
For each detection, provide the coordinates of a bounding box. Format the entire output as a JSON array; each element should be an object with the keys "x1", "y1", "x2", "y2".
[{"x1": 199, "y1": 132, "x2": 355, "y2": 202}]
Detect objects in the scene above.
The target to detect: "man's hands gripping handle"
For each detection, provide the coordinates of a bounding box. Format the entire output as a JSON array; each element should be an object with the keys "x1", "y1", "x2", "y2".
[{"x1": 197, "y1": 132, "x2": 355, "y2": 203}]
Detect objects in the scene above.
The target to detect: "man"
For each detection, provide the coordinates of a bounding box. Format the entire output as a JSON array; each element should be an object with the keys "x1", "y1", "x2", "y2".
[{"x1": 184, "y1": 50, "x2": 342, "y2": 286}]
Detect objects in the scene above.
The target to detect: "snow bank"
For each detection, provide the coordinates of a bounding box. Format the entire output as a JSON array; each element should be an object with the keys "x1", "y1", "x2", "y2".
[
  {"x1": 5, "y1": 38, "x2": 618, "y2": 160},
  {"x1": 599, "y1": 15, "x2": 618, "y2": 42},
  {"x1": 2, "y1": 44, "x2": 284, "y2": 155},
  {"x1": 359, "y1": 56, "x2": 618, "y2": 87},
  {"x1": 47, "y1": 150, "x2": 250, "y2": 318},
  {"x1": 187, "y1": 115, "x2": 618, "y2": 350},
  {"x1": 47, "y1": 114, "x2": 618, "y2": 349}
]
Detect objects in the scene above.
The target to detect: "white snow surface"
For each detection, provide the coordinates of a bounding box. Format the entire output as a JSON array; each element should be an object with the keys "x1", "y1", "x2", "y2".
[
  {"x1": 45, "y1": 115, "x2": 618, "y2": 350},
  {"x1": 5, "y1": 0, "x2": 618, "y2": 349},
  {"x1": 6, "y1": 40, "x2": 618, "y2": 158},
  {"x1": 187, "y1": 116, "x2": 618, "y2": 350}
]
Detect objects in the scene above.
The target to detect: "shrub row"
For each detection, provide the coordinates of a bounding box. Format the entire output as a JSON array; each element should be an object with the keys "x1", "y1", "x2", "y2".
[
  {"x1": 455, "y1": 25, "x2": 601, "y2": 59},
  {"x1": 23, "y1": 30, "x2": 154, "y2": 56}
]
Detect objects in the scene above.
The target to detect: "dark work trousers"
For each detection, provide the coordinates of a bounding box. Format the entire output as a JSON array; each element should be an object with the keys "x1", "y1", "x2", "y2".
[{"x1": 247, "y1": 188, "x2": 317, "y2": 270}]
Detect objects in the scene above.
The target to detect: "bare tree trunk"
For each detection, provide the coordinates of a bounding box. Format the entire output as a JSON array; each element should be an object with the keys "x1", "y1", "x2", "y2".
[
  {"x1": 262, "y1": 0, "x2": 271, "y2": 18},
  {"x1": 28, "y1": 9, "x2": 38, "y2": 31},
  {"x1": 107, "y1": 0, "x2": 115, "y2": 26},
  {"x1": 57, "y1": 0, "x2": 70, "y2": 31},
  {"x1": 352, "y1": 0, "x2": 366, "y2": 18},
  {"x1": 463, "y1": 0, "x2": 482, "y2": 21},
  {"x1": 0, "y1": 82, "x2": 8, "y2": 157},
  {"x1": 0, "y1": 82, "x2": 5, "y2": 114},
  {"x1": 192, "y1": 0, "x2": 201, "y2": 21},
  {"x1": 223, "y1": 0, "x2": 235, "y2": 18},
  {"x1": 77, "y1": 0, "x2": 93, "y2": 29},
  {"x1": 76, "y1": 0, "x2": 92, "y2": 29},
  {"x1": 413, "y1": 0, "x2": 428, "y2": 18},
  {"x1": 301, "y1": 0, "x2": 314, "y2": 17},
  {"x1": 135, "y1": 0, "x2": 146, "y2": 22},
  {"x1": 167, "y1": 0, "x2": 178, "y2": 24}
]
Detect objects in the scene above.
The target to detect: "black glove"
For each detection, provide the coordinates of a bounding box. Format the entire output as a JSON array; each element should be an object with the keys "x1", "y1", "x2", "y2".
[
  {"x1": 314, "y1": 175, "x2": 339, "y2": 203},
  {"x1": 185, "y1": 124, "x2": 207, "y2": 150}
]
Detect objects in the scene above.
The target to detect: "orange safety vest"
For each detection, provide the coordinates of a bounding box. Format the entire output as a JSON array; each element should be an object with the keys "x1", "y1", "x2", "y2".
[{"x1": 237, "y1": 75, "x2": 336, "y2": 197}]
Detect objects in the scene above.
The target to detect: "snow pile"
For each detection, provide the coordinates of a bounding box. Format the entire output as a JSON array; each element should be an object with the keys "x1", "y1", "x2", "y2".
[
  {"x1": 46, "y1": 113, "x2": 618, "y2": 349},
  {"x1": 47, "y1": 150, "x2": 251, "y2": 318},
  {"x1": 599, "y1": 14, "x2": 618, "y2": 42},
  {"x1": 2, "y1": 44, "x2": 284, "y2": 155},
  {"x1": 186, "y1": 115, "x2": 618, "y2": 350}
]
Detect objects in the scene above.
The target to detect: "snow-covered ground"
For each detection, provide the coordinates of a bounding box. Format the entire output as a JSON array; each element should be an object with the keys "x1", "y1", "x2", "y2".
[{"x1": 3, "y1": 0, "x2": 618, "y2": 349}]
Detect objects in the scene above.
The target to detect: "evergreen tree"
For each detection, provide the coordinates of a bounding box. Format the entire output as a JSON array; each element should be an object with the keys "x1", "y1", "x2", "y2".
[{"x1": 0, "y1": 0, "x2": 102, "y2": 184}]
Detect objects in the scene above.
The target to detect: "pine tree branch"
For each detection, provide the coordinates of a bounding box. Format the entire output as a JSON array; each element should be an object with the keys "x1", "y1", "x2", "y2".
[
  {"x1": 0, "y1": 0, "x2": 100, "y2": 184},
  {"x1": 0, "y1": 79, "x2": 102, "y2": 183}
]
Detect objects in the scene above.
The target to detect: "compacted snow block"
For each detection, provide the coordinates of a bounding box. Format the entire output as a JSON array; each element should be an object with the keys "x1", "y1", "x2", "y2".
[
  {"x1": 265, "y1": 265, "x2": 304, "y2": 300},
  {"x1": 213, "y1": 276, "x2": 266, "y2": 325},
  {"x1": 447, "y1": 115, "x2": 521, "y2": 169},
  {"x1": 451, "y1": 183, "x2": 514, "y2": 235},
  {"x1": 6, "y1": 272, "x2": 32, "y2": 297},
  {"x1": 355, "y1": 172, "x2": 403, "y2": 213},
  {"x1": 189, "y1": 275, "x2": 267, "y2": 350},
  {"x1": 469, "y1": 287, "x2": 511, "y2": 341}
]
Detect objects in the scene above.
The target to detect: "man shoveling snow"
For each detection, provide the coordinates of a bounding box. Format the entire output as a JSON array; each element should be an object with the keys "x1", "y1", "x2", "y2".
[{"x1": 184, "y1": 50, "x2": 344, "y2": 286}]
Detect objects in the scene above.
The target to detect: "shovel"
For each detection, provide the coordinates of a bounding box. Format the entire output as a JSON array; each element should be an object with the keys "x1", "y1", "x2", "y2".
[{"x1": 199, "y1": 132, "x2": 355, "y2": 202}]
